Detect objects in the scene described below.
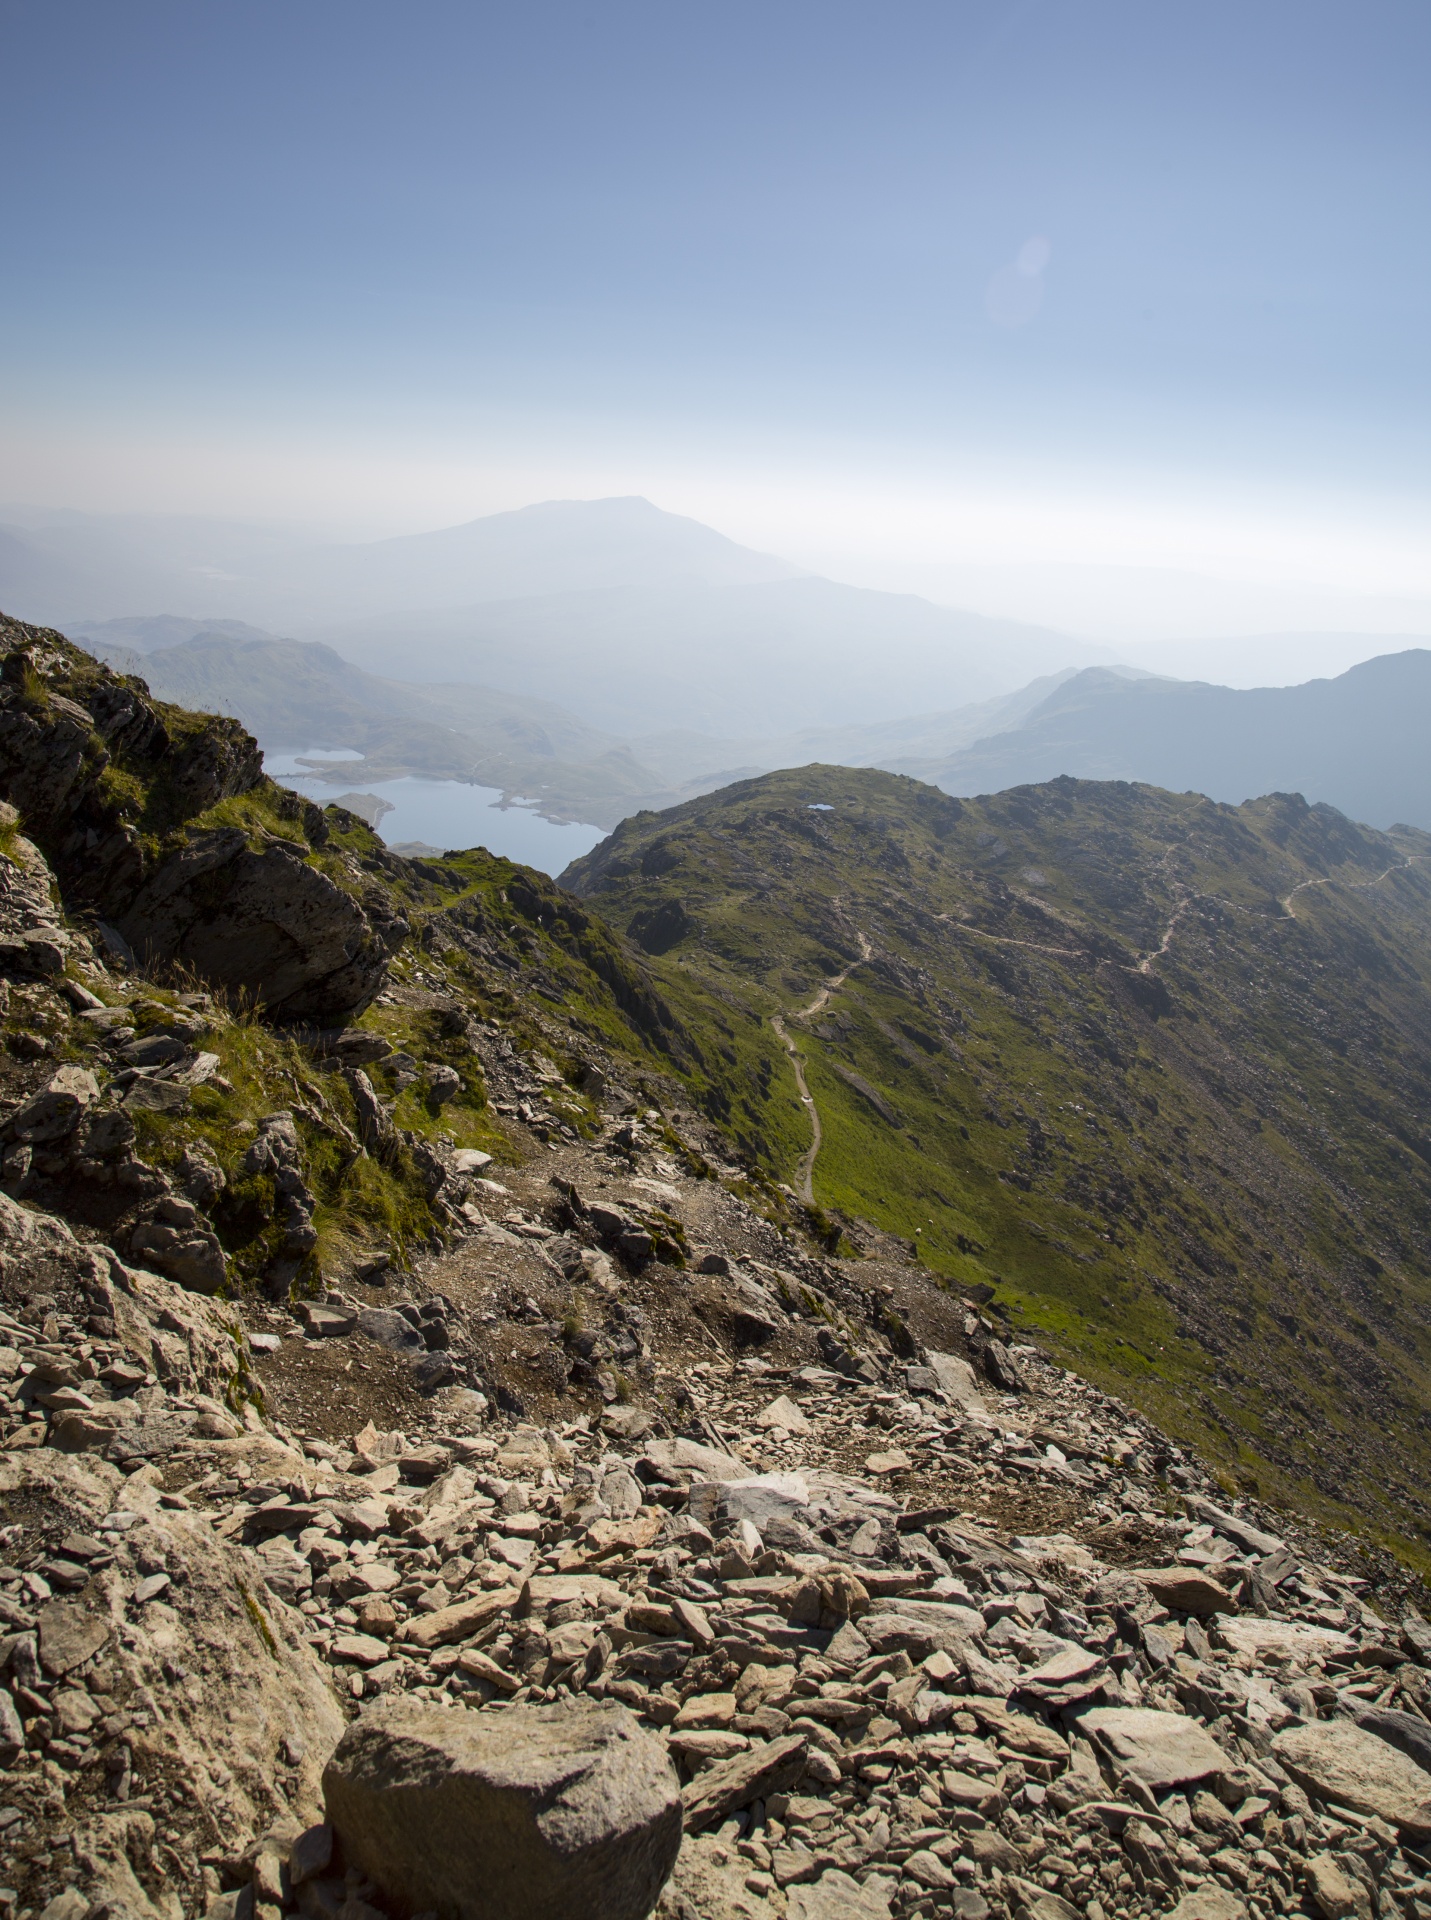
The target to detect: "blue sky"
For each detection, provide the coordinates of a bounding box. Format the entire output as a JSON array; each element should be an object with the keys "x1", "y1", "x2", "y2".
[{"x1": 3, "y1": 1, "x2": 1429, "y2": 634}]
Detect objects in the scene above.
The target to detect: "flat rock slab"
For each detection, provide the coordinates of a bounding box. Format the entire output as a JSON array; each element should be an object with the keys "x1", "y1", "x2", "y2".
[
  {"x1": 787, "y1": 1868, "x2": 893, "y2": 1920},
  {"x1": 400, "y1": 1584, "x2": 519, "y2": 1650},
  {"x1": 644, "y1": 1438, "x2": 749, "y2": 1484},
  {"x1": 1273, "y1": 1720, "x2": 1431, "y2": 1836},
  {"x1": 755, "y1": 1395, "x2": 812, "y2": 1435},
  {"x1": 923, "y1": 1350, "x2": 986, "y2": 1410},
  {"x1": 37, "y1": 1598, "x2": 111, "y2": 1677},
  {"x1": 1353, "y1": 1705, "x2": 1431, "y2": 1776},
  {"x1": 528, "y1": 1572, "x2": 627, "y2": 1610},
  {"x1": 1215, "y1": 1617, "x2": 1352, "y2": 1664},
  {"x1": 330, "y1": 1633, "x2": 391, "y2": 1668},
  {"x1": 682, "y1": 1733, "x2": 809, "y2": 1832},
  {"x1": 324, "y1": 1697, "x2": 682, "y2": 1920},
  {"x1": 302, "y1": 1305, "x2": 357, "y2": 1337},
  {"x1": 1021, "y1": 1646, "x2": 1106, "y2": 1687},
  {"x1": 1077, "y1": 1708, "x2": 1229, "y2": 1791},
  {"x1": 1127, "y1": 1568, "x2": 1238, "y2": 1617},
  {"x1": 1166, "y1": 1890, "x2": 1247, "y2": 1920}
]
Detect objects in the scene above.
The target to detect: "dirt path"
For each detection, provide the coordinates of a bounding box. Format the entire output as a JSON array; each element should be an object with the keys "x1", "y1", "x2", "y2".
[
  {"x1": 1138, "y1": 892, "x2": 1195, "y2": 973},
  {"x1": 1281, "y1": 856, "x2": 1419, "y2": 917},
  {"x1": 940, "y1": 919, "x2": 1086, "y2": 960},
  {"x1": 773, "y1": 933, "x2": 872, "y2": 1203}
]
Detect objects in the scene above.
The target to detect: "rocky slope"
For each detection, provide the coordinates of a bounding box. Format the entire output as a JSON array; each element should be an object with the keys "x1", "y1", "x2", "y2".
[
  {"x1": 4, "y1": 1123, "x2": 1431, "y2": 1920},
  {"x1": 2, "y1": 616, "x2": 1431, "y2": 1920}
]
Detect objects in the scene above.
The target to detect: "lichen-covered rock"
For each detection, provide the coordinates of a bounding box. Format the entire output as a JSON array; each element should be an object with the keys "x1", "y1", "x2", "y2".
[{"x1": 322, "y1": 1697, "x2": 682, "y2": 1920}]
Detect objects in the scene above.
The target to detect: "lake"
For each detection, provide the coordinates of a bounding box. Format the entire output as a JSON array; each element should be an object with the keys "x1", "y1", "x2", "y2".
[{"x1": 260, "y1": 749, "x2": 608, "y2": 877}]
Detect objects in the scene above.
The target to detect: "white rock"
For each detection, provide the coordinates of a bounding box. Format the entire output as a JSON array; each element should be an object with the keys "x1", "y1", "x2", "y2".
[
  {"x1": 755, "y1": 1394, "x2": 811, "y2": 1435},
  {"x1": 1274, "y1": 1719, "x2": 1431, "y2": 1835}
]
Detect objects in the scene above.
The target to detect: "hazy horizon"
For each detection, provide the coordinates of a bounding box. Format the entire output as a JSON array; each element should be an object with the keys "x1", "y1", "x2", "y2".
[
  {"x1": 3, "y1": 493, "x2": 1425, "y2": 697},
  {"x1": 3, "y1": 2, "x2": 1429, "y2": 663}
]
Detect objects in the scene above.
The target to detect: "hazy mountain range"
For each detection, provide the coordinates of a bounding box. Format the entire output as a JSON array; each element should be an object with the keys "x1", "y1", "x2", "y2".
[
  {"x1": 70, "y1": 604, "x2": 1431, "y2": 836},
  {"x1": 900, "y1": 651, "x2": 1431, "y2": 831},
  {"x1": 2, "y1": 496, "x2": 1105, "y2": 736},
  {"x1": 74, "y1": 619, "x2": 1082, "y2": 826},
  {"x1": 7, "y1": 493, "x2": 1431, "y2": 834}
]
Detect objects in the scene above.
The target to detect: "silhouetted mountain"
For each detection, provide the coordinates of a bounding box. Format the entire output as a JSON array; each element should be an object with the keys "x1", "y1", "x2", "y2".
[{"x1": 910, "y1": 651, "x2": 1431, "y2": 829}]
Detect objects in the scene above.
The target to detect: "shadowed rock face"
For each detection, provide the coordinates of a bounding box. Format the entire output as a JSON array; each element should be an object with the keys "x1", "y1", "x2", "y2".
[
  {"x1": 0, "y1": 614, "x2": 399, "y2": 1020},
  {"x1": 117, "y1": 829, "x2": 400, "y2": 1022},
  {"x1": 323, "y1": 1697, "x2": 683, "y2": 1920}
]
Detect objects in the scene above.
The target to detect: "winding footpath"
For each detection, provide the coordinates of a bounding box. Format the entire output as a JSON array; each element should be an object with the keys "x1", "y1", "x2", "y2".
[
  {"x1": 772, "y1": 932, "x2": 872, "y2": 1202},
  {"x1": 1280, "y1": 853, "x2": 1421, "y2": 917}
]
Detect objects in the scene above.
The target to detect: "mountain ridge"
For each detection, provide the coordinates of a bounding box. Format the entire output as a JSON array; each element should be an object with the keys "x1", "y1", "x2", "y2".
[
  {"x1": 563, "y1": 762, "x2": 1431, "y2": 1562},
  {"x1": 914, "y1": 650, "x2": 1431, "y2": 830}
]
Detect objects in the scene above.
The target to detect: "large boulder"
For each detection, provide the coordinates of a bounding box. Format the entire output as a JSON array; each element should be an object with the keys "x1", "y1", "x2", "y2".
[
  {"x1": 322, "y1": 1697, "x2": 683, "y2": 1920},
  {"x1": 0, "y1": 1446, "x2": 344, "y2": 1849}
]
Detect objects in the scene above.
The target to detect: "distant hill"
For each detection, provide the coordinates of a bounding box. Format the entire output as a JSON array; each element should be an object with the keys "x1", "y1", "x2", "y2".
[
  {"x1": 563, "y1": 764, "x2": 1431, "y2": 1554},
  {"x1": 0, "y1": 497, "x2": 1103, "y2": 734},
  {"x1": 311, "y1": 573, "x2": 1095, "y2": 737},
  {"x1": 74, "y1": 614, "x2": 277, "y2": 654},
  {"x1": 910, "y1": 650, "x2": 1431, "y2": 829}
]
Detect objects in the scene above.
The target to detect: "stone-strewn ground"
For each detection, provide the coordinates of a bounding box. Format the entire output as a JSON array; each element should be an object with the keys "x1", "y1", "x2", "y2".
[{"x1": 4, "y1": 1101, "x2": 1430, "y2": 1920}]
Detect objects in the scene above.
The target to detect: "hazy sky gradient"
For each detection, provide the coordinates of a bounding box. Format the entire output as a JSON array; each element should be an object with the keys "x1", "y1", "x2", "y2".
[{"x1": 3, "y1": 1, "x2": 1429, "y2": 631}]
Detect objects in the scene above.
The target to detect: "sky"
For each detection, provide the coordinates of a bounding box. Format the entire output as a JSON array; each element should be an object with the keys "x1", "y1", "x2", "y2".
[{"x1": 3, "y1": 1, "x2": 1430, "y2": 641}]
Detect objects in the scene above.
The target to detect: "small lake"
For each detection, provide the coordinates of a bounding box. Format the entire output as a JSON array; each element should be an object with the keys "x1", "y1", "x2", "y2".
[{"x1": 260, "y1": 749, "x2": 608, "y2": 878}]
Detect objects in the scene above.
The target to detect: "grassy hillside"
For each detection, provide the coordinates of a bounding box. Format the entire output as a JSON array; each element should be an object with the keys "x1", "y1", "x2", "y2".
[{"x1": 563, "y1": 765, "x2": 1431, "y2": 1562}]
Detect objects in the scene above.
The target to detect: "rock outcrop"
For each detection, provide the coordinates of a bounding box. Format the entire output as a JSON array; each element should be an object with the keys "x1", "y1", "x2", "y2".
[
  {"x1": 0, "y1": 616, "x2": 397, "y2": 1020},
  {"x1": 117, "y1": 828, "x2": 400, "y2": 1023}
]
